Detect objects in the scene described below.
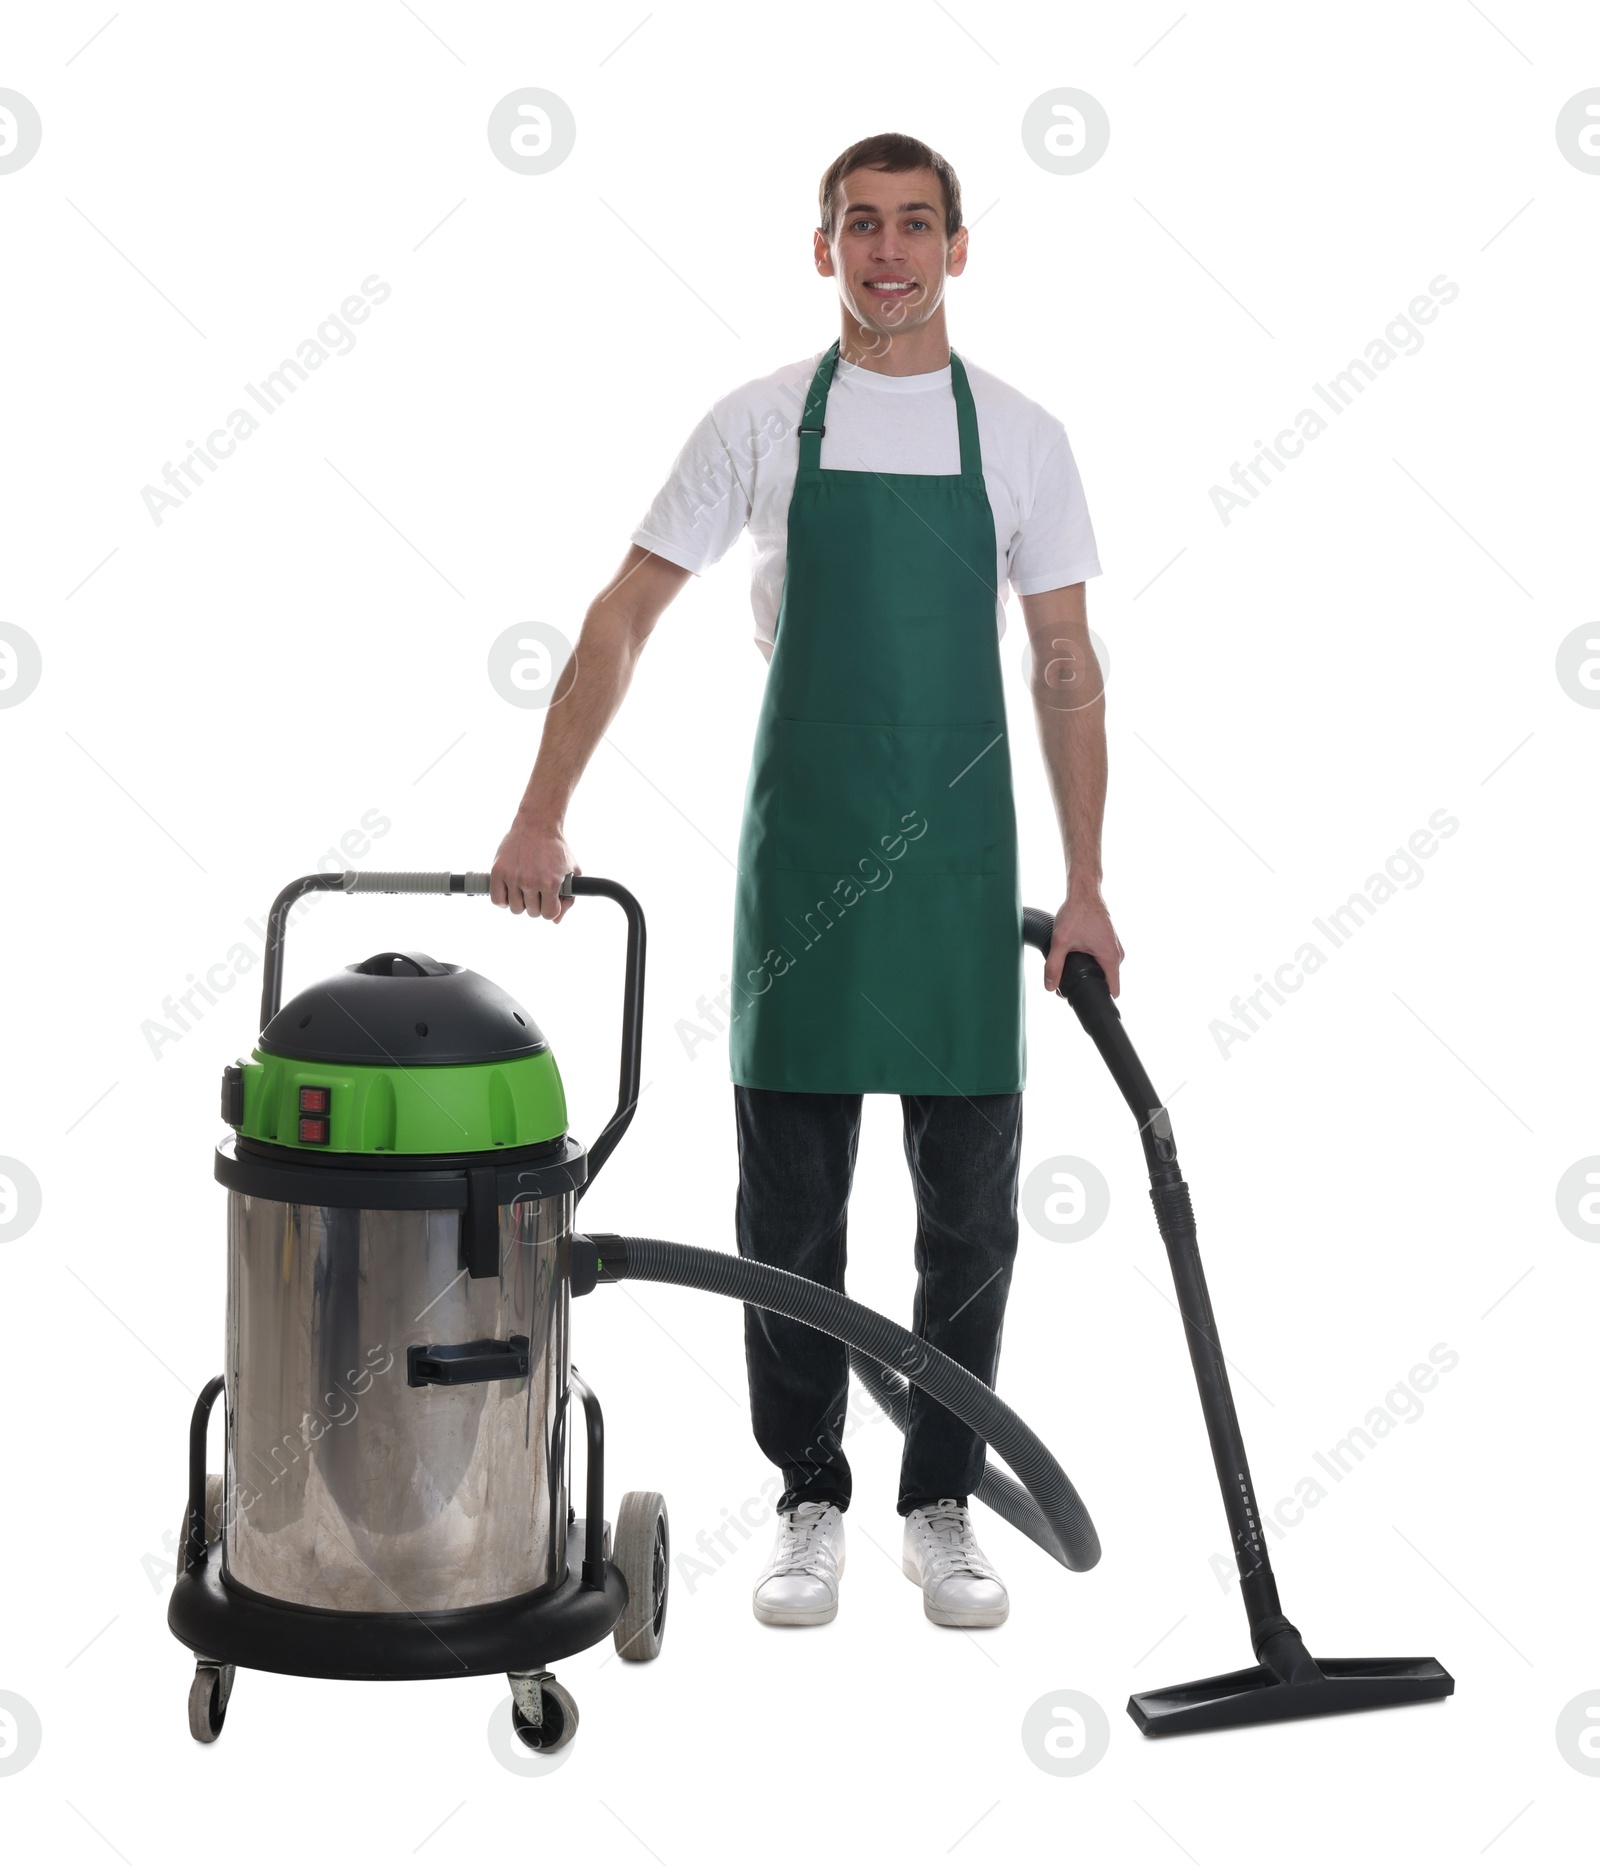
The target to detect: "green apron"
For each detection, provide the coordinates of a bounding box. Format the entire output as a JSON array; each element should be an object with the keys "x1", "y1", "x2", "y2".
[{"x1": 728, "y1": 340, "x2": 1024, "y2": 1095}]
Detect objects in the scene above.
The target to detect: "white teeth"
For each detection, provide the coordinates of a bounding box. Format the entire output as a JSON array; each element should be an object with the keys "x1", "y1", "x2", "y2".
[{"x1": 869, "y1": 280, "x2": 913, "y2": 291}]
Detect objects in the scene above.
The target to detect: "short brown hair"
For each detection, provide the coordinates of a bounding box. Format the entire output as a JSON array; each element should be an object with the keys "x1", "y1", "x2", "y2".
[{"x1": 817, "y1": 133, "x2": 963, "y2": 240}]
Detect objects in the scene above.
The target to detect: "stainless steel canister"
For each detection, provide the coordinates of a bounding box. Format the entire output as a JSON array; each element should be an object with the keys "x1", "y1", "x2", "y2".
[{"x1": 223, "y1": 1189, "x2": 570, "y2": 1613}]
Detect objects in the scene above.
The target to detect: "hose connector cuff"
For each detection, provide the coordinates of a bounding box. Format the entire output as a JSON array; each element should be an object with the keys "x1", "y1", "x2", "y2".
[{"x1": 1149, "y1": 1180, "x2": 1196, "y2": 1240}]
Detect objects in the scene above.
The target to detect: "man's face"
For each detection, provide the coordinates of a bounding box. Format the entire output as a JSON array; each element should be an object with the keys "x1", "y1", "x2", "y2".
[{"x1": 815, "y1": 164, "x2": 967, "y2": 340}]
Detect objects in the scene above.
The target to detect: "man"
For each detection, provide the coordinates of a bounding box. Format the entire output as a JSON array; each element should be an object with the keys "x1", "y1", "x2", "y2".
[{"x1": 491, "y1": 132, "x2": 1121, "y2": 1631}]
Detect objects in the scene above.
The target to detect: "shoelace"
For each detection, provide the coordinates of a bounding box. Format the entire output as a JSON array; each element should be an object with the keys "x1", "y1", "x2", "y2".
[
  {"x1": 912, "y1": 1500, "x2": 1000, "y2": 1583},
  {"x1": 768, "y1": 1504, "x2": 840, "y2": 1577}
]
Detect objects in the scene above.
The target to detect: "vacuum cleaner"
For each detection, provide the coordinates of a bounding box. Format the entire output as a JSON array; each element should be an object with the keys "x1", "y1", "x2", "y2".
[{"x1": 169, "y1": 869, "x2": 1453, "y2": 1748}]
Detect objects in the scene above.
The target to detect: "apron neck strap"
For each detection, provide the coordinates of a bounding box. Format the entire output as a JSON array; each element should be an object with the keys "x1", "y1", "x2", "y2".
[
  {"x1": 796, "y1": 341, "x2": 984, "y2": 481},
  {"x1": 796, "y1": 341, "x2": 840, "y2": 477},
  {"x1": 948, "y1": 350, "x2": 983, "y2": 483}
]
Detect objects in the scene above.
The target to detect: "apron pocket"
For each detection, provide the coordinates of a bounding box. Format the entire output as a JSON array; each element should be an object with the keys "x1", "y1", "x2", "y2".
[{"x1": 755, "y1": 718, "x2": 1003, "y2": 877}]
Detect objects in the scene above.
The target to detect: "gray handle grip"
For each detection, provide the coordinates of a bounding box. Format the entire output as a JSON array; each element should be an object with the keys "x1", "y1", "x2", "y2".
[{"x1": 343, "y1": 871, "x2": 491, "y2": 895}]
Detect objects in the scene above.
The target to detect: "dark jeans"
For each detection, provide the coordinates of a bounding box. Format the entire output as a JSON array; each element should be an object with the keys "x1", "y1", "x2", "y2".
[{"x1": 734, "y1": 1085, "x2": 1022, "y2": 1517}]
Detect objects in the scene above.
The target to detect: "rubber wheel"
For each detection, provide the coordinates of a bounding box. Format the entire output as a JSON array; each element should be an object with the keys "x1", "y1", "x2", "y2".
[
  {"x1": 187, "y1": 1664, "x2": 232, "y2": 1743},
  {"x1": 511, "y1": 1678, "x2": 579, "y2": 1753},
  {"x1": 177, "y1": 1472, "x2": 226, "y2": 1576},
  {"x1": 612, "y1": 1489, "x2": 669, "y2": 1662}
]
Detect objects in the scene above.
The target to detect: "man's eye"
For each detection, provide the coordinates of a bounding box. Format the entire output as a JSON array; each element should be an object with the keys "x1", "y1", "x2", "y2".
[
  {"x1": 850, "y1": 219, "x2": 874, "y2": 232},
  {"x1": 908, "y1": 220, "x2": 929, "y2": 232}
]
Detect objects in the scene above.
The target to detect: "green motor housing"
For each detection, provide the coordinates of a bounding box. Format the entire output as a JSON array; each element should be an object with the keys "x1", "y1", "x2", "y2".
[{"x1": 221, "y1": 947, "x2": 567, "y2": 1155}]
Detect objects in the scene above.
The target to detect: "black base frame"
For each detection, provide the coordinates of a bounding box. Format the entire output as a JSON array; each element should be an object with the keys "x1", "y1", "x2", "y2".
[{"x1": 170, "y1": 1518, "x2": 625, "y2": 1680}]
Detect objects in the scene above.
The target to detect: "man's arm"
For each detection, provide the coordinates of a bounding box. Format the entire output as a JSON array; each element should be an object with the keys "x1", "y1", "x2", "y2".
[
  {"x1": 1018, "y1": 581, "x2": 1124, "y2": 995},
  {"x1": 491, "y1": 545, "x2": 692, "y2": 921}
]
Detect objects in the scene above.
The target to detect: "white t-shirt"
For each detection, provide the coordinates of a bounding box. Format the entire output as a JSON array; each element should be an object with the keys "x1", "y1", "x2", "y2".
[{"x1": 631, "y1": 349, "x2": 1101, "y2": 653}]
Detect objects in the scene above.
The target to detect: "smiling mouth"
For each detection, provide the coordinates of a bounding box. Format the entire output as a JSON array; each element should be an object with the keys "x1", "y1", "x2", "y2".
[{"x1": 863, "y1": 277, "x2": 917, "y2": 296}]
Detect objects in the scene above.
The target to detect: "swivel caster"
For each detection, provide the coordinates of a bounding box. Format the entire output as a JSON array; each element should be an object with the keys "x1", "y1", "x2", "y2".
[
  {"x1": 187, "y1": 1659, "x2": 235, "y2": 1743},
  {"x1": 508, "y1": 1671, "x2": 579, "y2": 1754},
  {"x1": 180, "y1": 1474, "x2": 235, "y2": 1743}
]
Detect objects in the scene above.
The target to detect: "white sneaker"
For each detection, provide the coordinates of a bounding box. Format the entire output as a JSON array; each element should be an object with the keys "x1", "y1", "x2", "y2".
[
  {"x1": 902, "y1": 1499, "x2": 1009, "y2": 1627},
  {"x1": 752, "y1": 1501, "x2": 846, "y2": 1626}
]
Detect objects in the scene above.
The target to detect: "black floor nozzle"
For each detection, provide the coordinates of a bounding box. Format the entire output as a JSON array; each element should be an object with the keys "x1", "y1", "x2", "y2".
[
  {"x1": 1129, "y1": 1656, "x2": 1455, "y2": 1737},
  {"x1": 1021, "y1": 911, "x2": 1455, "y2": 1740}
]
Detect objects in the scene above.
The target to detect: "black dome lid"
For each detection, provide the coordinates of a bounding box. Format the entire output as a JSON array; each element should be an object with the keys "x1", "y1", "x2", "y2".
[{"x1": 260, "y1": 950, "x2": 547, "y2": 1066}]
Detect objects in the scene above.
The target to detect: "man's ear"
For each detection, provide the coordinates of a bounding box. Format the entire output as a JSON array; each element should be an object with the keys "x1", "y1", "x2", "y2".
[
  {"x1": 813, "y1": 227, "x2": 835, "y2": 278},
  {"x1": 946, "y1": 227, "x2": 970, "y2": 278}
]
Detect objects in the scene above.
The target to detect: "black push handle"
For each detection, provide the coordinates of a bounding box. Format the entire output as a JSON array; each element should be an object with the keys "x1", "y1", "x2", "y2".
[
  {"x1": 559, "y1": 875, "x2": 645, "y2": 1196},
  {"x1": 406, "y1": 1334, "x2": 531, "y2": 1388},
  {"x1": 259, "y1": 871, "x2": 490, "y2": 1029},
  {"x1": 255, "y1": 868, "x2": 646, "y2": 1195}
]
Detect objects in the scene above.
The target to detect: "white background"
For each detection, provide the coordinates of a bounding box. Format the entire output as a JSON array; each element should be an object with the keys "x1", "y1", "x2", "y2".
[{"x1": 2, "y1": 1, "x2": 1597, "y2": 1858}]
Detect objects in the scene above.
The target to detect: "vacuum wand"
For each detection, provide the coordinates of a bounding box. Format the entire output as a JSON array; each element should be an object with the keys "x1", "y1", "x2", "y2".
[{"x1": 1021, "y1": 908, "x2": 1454, "y2": 1736}]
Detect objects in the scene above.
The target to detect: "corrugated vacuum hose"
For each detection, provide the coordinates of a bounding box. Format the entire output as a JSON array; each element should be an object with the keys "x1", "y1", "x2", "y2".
[{"x1": 581, "y1": 1232, "x2": 1101, "y2": 1574}]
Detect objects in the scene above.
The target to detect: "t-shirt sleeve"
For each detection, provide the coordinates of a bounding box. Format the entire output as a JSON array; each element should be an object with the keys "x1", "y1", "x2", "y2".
[
  {"x1": 629, "y1": 408, "x2": 753, "y2": 576},
  {"x1": 1006, "y1": 427, "x2": 1102, "y2": 595}
]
